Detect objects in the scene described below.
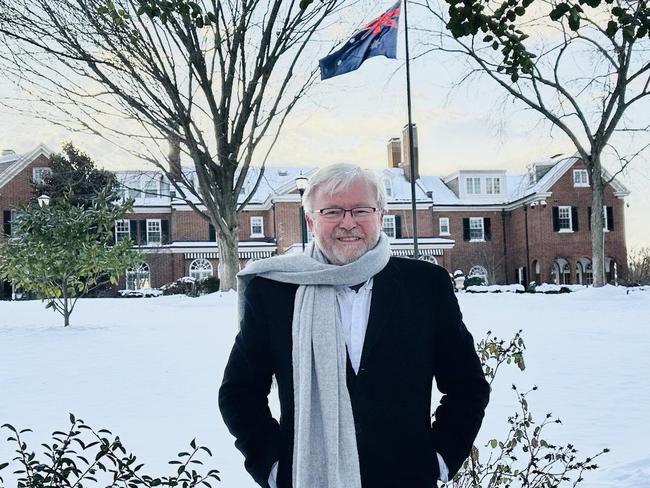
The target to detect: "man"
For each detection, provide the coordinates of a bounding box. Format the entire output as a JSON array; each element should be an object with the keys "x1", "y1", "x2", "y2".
[{"x1": 219, "y1": 163, "x2": 490, "y2": 488}]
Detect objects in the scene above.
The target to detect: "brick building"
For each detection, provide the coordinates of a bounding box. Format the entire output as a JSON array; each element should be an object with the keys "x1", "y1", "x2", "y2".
[{"x1": 0, "y1": 136, "x2": 629, "y2": 298}]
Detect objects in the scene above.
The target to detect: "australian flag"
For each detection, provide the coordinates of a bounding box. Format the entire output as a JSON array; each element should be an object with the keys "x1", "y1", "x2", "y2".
[{"x1": 319, "y1": 2, "x2": 400, "y2": 80}]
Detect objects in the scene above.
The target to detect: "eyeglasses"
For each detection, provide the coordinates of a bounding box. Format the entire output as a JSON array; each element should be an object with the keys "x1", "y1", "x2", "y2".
[{"x1": 313, "y1": 207, "x2": 378, "y2": 221}]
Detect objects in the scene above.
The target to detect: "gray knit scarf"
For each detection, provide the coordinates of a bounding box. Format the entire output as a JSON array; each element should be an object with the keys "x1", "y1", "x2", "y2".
[{"x1": 237, "y1": 233, "x2": 391, "y2": 488}]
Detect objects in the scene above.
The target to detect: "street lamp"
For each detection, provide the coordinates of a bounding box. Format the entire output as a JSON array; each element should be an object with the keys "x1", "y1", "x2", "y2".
[
  {"x1": 37, "y1": 194, "x2": 50, "y2": 207},
  {"x1": 295, "y1": 175, "x2": 308, "y2": 251}
]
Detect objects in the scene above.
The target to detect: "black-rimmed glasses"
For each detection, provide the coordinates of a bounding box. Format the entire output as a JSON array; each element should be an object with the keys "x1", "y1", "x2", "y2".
[{"x1": 314, "y1": 207, "x2": 378, "y2": 221}]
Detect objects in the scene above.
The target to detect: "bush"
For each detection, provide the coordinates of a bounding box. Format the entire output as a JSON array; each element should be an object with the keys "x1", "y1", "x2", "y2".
[
  {"x1": 464, "y1": 275, "x2": 487, "y2": 287},
  {"x1": 0, "y1": 415, "x2": 220, "y2": 488},
  {"x1": 161, "y1": 277, "x2": 197, "y2": 296},
  {"x1": 450, "y1": 331, "x2": 608, "y2": 487},
  {"x1": 161, "y1": 277, "x2": 220, "y2": 297}
]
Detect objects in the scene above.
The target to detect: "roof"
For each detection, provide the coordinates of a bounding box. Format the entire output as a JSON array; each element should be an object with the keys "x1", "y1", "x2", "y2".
[{"x1": 0, "y1": 144, "x2": 54, "y2": 190}]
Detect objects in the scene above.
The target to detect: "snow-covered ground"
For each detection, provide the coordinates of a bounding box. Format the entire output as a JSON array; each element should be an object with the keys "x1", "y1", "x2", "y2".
[{"x1": 1, "y1": 286, "x2": 649, "y2": 487}]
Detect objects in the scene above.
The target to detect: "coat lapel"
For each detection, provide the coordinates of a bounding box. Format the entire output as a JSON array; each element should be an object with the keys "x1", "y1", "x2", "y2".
[{"x1": 358, "y1": 259, "x2": 400, "y2": 370}]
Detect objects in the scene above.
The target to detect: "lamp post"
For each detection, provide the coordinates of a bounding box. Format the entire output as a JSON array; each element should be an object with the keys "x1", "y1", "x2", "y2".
[
  {"x1": 37, "y1": 194, "x2": 50, "y2": 207},
  {"x1": 295, "y1": 175, "x2": 308, "y2": 251}
]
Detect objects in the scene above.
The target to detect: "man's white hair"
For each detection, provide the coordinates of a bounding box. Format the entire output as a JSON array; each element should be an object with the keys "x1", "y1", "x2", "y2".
[{"x1": 302, "y1": 163, "x2": 387, "y2": 212}]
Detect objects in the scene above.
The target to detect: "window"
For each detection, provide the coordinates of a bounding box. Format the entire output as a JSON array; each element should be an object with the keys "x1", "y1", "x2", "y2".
[
  {"x1": 466, "y1": 177, "x2": 481, "y2": 194},
  {"x1": 469, "y1": 217, "x2": 484, "y2": 241},
  {"x1": 573, "y1": 169, "x2": 589, "y2": 187},
  {"x1": 383, "y1": 177, "x2": 393, "y2": 198},
  {"x1": 486, "y1": 177, "x2": 501, "y2": 194},
  {"x1": 116, "y1": 184, "x2": 127, "y2": 200},
  {"x1": 250, "y1": 216, "x2": 264, "y2": 237},
  {"x1": 128, "y1": 185, "x2": 142, "y2": 199},
  {"x1": 558, "y1": 206, "x2": 572, "y2": 231},
  {"x1": 32, "y1": 167, "x2": 52, "y2": 185},
  {"x1": 146, "y1": 219, "x2": 162, "y2": 244},
  {"x1": 189, "y1": 258, "x2": 213, "y2": 281},
  {"x1": 439, "y1": 217, "x2": 450, "y2": 236},
  {"x1": 126, "y1": 262, "x2": 150, "y2": 290},
  {"x1": 160, "y1": 179, "x2": 170, "y2": 197},
  {"x1": 143, "y1": 179, "x2": 159, "y2": 199},
  {"x1": 602, "y1": 205, "x2": 609, "y2": 231},
  {"x1": 115, "y1": 219, "x2": 130, "y2": 242},
  {"x1": 3, "y1": 210, "x2": 17, "y2": 236},
  {"x1": 383, "y1": 215, "x2": 396, "y2": 238}
]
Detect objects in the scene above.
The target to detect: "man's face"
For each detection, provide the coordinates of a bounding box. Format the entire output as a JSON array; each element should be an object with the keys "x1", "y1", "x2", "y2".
[{"x1": 305, "y1": 178, "x2": 384, "y2": 265}]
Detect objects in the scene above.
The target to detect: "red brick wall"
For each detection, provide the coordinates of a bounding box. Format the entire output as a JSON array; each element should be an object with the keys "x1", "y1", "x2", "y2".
[
  {"x1": 385, "y1": 208, "x2": 434, "y2": 238},
  {"x1": 433, "y1": 210, "x2": 507, "y2": 282},
  {"x1": 512, "y1": 160, "x2": 627, "y2": 283},
  {"x1": 0, "y1": 154, "x2": 51, "y2": 245},
  {"x1": 274, "y1": 201, "x2": 303, "y2": 253}
]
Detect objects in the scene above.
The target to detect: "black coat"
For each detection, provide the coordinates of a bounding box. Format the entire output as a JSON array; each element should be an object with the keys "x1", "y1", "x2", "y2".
[{"x1": 219, "y1": 257, "x2": 490, "y2": 488}]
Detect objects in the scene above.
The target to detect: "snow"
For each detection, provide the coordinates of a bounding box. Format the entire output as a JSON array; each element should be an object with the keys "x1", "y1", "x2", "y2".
[{"x1": 1, "y1": 286, "x2": 649, "y2": 487}]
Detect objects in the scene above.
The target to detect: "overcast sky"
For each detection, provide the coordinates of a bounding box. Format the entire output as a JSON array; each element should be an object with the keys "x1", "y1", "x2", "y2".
[{"x1": 0, "y1": 2, "x2": 648, "y2": 250}]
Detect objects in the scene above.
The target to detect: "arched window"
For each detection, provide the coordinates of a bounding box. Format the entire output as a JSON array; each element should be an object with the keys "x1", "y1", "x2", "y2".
[
  {"x1": 126, "y1": 262, "x2": 150, "y2": 290},
  {"x1": 420, "y1": 255, "x2": 438, "y2": 265},
  {"x1": 189, "y1": 258, "x2": 213, "y2": 281},
  {"x1": 468, "y1": 265, "x2": 488, "y2": 284}
]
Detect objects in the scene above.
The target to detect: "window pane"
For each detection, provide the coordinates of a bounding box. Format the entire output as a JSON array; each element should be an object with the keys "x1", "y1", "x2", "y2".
[
  {"x1": 469, "y1": 217, "x2": 484, "y2": 240},
  {"x1": 383, "y1": 216, "x2": 396, "y2": 238},
  {"x1": 147, "y1": 220, "x2": 161, "y2": 243},
  {"x1": 439, "y1": 217, "x2": 449, "y2": 234},
  {"x1": 558, "y1": 206, "x2": 571, "y2": 229}
]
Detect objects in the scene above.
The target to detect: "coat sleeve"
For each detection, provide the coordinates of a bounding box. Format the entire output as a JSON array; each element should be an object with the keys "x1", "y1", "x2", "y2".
[
  {"x1": 219, "y1": 278, "x2": 281, "y2": 487},
  {"x1": 430, "y1": 266, "x2": 490, "y2": 479}
]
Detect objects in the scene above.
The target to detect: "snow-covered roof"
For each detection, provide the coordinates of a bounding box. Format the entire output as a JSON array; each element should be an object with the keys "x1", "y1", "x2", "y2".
[
  {"x1": 416, "y1": 175, "x2": 461, "y2": 205},
  {"x1": 380, "y1": 168, "x2": 430, "y2": 202},
  {"x1": 0, "y1": 144, "x2": 54, "y2": 190},
  {"x1": 110, "y1": 152, "x2": 630, "y2": 208}
]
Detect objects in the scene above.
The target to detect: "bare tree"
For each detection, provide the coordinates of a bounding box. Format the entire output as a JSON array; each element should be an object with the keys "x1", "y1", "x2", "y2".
[
  {"x1": 627, "y1": 247, "x2": 650, "y2": 285},
  {"x1": 0, "y1": 0, "x2": 342, "y2": 290},
  {"x1": 416, "y1": 0, "x2": 649, "y2": 286}
]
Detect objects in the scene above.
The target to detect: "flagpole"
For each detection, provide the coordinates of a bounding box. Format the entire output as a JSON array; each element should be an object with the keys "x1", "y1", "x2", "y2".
[{"x1": 402, "y1": 0, "x2": 419, "y2": 259}]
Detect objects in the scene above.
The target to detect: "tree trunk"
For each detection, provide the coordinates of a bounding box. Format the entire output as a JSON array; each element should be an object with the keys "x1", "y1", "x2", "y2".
[
  {"x1": 217, "y1": 226, "x2": 240, "y2": 291},
  {"x1": 62, "y1": 287, "x2": 70, "y2": 327},
  {"x1": 590, "y1": 155, "x2": 606, "y2": 287}
]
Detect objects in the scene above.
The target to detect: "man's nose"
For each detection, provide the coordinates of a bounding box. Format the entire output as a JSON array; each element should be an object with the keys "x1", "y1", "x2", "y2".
[{"x1": 338, "y1": 211, "x2": 357, "y2": 229}]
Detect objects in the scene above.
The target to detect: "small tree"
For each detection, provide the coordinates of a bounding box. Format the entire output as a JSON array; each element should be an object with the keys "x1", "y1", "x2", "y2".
[
  {"x1": 0, "y1": 193, "x2": 141, "y2": 326},
  {"x1": 627, "y1": 247, "x2": 650, "y2": 285},
  {"x1": 34, "y1": 142, "x2": 119, "y2": 208}
]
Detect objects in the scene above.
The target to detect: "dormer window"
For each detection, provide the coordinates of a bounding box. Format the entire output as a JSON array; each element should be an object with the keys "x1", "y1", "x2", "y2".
[
  {"x1": 383, "y1": 177, "x2": 393, "y2": 197},
  {"x1": 573, "y1": 169, "x2": 589, "y2": 187},
  {"x1": 143, "y1": 178, "x2": 159, "y2": 199},
  {"x1": 466, "y1": 177, "x2": 481, "y2": 194},
  {"x1": 32, "y1": 167, "x2": 52, "y2": 185},
  {"x1": 486, "y1": 177, "x2": 501, "y2": 194}
]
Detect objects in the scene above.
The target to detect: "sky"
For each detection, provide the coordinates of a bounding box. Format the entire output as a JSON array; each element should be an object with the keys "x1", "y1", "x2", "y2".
[{"x1": 0, "y1": 2, "x2": 648, "y2": 249}]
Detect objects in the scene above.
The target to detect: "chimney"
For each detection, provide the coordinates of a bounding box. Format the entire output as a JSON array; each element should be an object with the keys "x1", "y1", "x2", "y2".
[
  {"x1": 402, "y1": 123, "x2": 419, "y2": 182},
  {"x1": 387, "y1": 138, "x2": 401, "y2": 168},
  {"x1": 1, "y1": 149, "x2": 16, "y2": 156},
  {"x1": 168, "y1": 134, "x2": 182, "y2": 182}
]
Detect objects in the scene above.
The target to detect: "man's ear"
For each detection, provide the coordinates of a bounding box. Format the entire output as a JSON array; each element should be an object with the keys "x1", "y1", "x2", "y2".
[{"x1": 305, "y1": 211, "x2": 314, "y2": 232}]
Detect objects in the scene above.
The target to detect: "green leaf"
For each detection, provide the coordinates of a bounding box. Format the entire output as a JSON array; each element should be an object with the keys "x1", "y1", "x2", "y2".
[
  {"x1": 490, "y1": 439, "x2": 498, "y2": 448},
  {"x1": 606, "y1": 20, "x2": 618, "y2": 37},
  {"x1": 515, "y1": 6, "x2": 525, "y2": 16},
  {"x1": 549, "y1": 2, "x2": 570, "y2": 20}
]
